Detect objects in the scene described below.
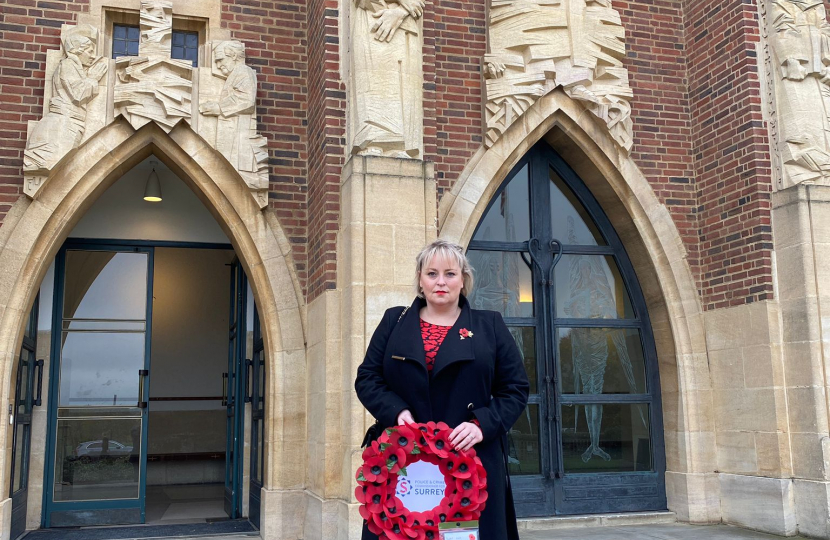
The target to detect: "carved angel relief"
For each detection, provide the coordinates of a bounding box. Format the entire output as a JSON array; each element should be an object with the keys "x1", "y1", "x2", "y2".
[
  {"x1": 484, "y1": 0, "x2": 634, "y2": 151},
  {"x1": 22, "y1": 0, "x2": 271, "y2": 208},
  {"x1": 765, "y1": 0, "x2": 830, "y2": 188}
]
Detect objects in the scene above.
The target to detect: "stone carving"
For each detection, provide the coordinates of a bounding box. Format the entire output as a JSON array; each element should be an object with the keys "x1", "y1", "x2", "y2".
[
  {"x1": 114, "y1": 0, "x2": 193, "y2": 131},
  {"x1": 484, "y1": 0, "x2": 633, "y2": 150},
  {"x1": 766, "y1": 0, "x2": 830, "y2": 187},
  {"x1": 200, "y1": 41, "x2": 269, "y2": 206},
  {"x1": 347, "y1": 0, "x2": 425, "y2": 158},
  {"x1": 23, "y1": 24, "x2": 108, "y2": 195}
]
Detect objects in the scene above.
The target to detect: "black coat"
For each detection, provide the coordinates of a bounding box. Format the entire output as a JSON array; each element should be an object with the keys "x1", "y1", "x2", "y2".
[{"x1": 355, "y1": 295, "x2": 530, "y2": 540}]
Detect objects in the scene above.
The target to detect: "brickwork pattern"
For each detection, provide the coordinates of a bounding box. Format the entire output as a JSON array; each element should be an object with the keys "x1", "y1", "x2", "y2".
[
  {"x1": 424, "y1": 0, "x2": 487, "y2": 198},
  {"x1": 222, "y1": 0, "x2": 310, "y2": 292},
  {"x1": 683, "y1": 0, "x2": 773, "y2": 309},
  {"x1": 305, "y1": 0, "x2": 344, "y2": 301}
]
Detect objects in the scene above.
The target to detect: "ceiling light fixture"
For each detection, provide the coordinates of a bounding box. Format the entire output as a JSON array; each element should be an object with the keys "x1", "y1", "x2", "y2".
[{"x1": 143, "y1": 160, "x2": 162, "y2": 202}]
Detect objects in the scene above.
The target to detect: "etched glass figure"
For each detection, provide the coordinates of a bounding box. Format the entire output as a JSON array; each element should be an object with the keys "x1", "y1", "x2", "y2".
[{"x1": 564, "y1": 217, "x2": 643, "y2": 462}]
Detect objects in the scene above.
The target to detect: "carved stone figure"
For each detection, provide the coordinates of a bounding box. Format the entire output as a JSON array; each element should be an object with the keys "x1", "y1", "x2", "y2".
[
  {"x1": 23, "y1": 25, "x2": 107, "y2": 177},
  {"x1": 200, "y1": 41, "x2": 269, "y2": 203},
  {"x1": 484, "y1": 0, "x2": 633, "y2": 150},
  {"x1": 347, "y1": 0, "x2": 425, "y2": 158},
  {"x1": 767, "y1": 0, "x2": 830, "y2": 186},
  {"x1": 114, "y1": 0, "x2": 193, "y2": 131}
]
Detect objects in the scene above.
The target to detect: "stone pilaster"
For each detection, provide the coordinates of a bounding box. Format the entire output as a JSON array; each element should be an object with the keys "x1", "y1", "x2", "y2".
[{"x1": 331, "y1": 155, "x2": 436, "y2": 539}]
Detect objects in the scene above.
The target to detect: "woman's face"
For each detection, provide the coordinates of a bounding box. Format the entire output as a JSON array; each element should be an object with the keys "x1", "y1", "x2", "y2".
[{"x1": 419, "y1": 254, "x2": 463, "y2": 309}]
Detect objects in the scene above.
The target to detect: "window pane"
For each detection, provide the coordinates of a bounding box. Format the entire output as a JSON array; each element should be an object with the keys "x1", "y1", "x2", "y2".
[
  {"x1": 508, "y1": 327, "x2": 537, "y2": 393},
  {"x1": 53, "y1": 417, "x2": 141, "y2": 501},
  {"x1": 561, "y1": 403, "x2": 651, "y2": 473},
  {"x1": 127, "y1": 40, "x2": 139, "y2": 56},
  {"x1": 558, "y1": 328, "x2": 647, "y2": 395},
  {"x1": 172, "y1": 32, "x2": 184, "y2": 46},
  {"x1": 114, "y1": 25, "x2": 126, "y2": 39},
  {"x1": 472, "y1": 164, "x2": 530, "y2": 243},
  {"x1": 13, "y1": 424, "x2": 27, "y2": 492},
  {"x1": 59, "y1": 332, "x2": 145, "y2": 407},
  {"x1": 186, "y1": 33, "x2": 198, "y2": 47},
  {"x1": 64, "y1": 251, "x2": 148, "y2": 320},
  {"x1": 507, "y1": 404, "x2": 540, "y2": 475},
  {"x1": 550, "y1": 168, "x2": 605, "y2": 246},
  {"x1": 467, "y1": 250, "x2": 533, "y2": 317},
  {"x1": 127, "y1": 26, "x2": 140, "y2": 40},
  {"x1": 554, "y1": 255, "x2": 633, "y2": 319}
]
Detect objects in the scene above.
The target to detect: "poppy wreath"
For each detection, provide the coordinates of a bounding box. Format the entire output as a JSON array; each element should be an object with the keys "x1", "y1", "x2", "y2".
[{"x1": 355, "y1": 421, "x2": 488, "y2": 540}]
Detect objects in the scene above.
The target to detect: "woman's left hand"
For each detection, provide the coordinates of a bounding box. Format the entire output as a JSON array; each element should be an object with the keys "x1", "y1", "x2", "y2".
[{"x1": 449, "y1": 422, "x2": 483, "y2": 452}]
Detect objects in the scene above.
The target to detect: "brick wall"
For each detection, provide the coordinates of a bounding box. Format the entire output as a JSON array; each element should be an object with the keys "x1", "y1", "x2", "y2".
[
  {"x1": 424, "y1": 0, "x2": 487, "y2": 198},
  {"x1": 222, "y1": 0, "x2": 311, "y2": 294},
  {"x1": 683, "y1": 0, "x2": 773, "y2": 309},
  {"x1": 305, "y1": 0, "x2": 344, "y2": 301}
]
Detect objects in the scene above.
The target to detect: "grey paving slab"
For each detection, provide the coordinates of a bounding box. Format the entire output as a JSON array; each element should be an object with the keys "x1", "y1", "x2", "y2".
[{"x1": 519, "y1": 524, "x2": 805, "y2": 540}]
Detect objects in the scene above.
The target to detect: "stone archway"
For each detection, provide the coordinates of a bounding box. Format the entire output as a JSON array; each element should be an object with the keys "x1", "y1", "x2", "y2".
[
  {"x1": 0, "y1": 118, "x2": 307, "y2": 536},
  {"x1": 439, "y1": 88, "x2": 719, "y2": 524}
]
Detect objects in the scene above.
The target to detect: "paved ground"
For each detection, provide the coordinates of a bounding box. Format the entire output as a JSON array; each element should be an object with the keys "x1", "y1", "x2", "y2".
[
  {"x1": 520, "y1": 523, "x2": 801, "y2": 540},
  {"x1": 145, "y1": 523, "x2": 804, "y2": 540}
]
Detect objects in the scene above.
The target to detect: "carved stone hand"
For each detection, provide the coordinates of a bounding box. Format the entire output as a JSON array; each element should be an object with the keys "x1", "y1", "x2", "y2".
[
  {"x1": 397, "y1": 0, "x2": 425, "y2": 19},
  {"x1": 200, "y1": 101, "x2": 221, "y2": 116},
  {"x1": 484, "y1": 60, "x2": 505, "y2": 79},
  {"x1": 371, "y1": 5, "x2": 409, "y2": 42}
]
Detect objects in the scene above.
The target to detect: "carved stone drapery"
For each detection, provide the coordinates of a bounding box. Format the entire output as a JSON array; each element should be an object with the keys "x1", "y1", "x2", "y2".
[
  {"x1": 763, "y1": 0, "x2": 830, "y2": 188},
  {"x1": 22, "y1": 0, "x2": 271, "y2": 208},
  {"x1": 484, "y1": 0, "x2": 634, "y2": 151},
  {"x1": 23, "y1": 24, "x2": 108, "y2": 196},
  {"x1": 346, "y1": 0, "x2": 425, "y2": 158}
]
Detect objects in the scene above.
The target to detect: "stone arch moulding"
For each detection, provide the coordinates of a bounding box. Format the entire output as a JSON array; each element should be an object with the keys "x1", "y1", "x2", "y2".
[
  {"x1": 438, "y1": 88, "x2": 720, "y2": 524},
  {"x1": 0, "y1": 118, "x2": 307, "y2": 510}
]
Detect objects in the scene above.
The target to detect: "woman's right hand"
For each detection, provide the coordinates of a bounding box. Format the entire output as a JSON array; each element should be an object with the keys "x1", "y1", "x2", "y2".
[{"x1": 397, "y1": 409, "x2": 414, "y2": 425}]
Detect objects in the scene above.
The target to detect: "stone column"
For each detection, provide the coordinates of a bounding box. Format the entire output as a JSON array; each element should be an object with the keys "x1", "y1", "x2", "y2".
[
  {"x1": 772, "y1": 184, "x2": 830, "y2": 538},
  {"x1": 334, "y1": 156, "x2": 436, "y2": 539}
]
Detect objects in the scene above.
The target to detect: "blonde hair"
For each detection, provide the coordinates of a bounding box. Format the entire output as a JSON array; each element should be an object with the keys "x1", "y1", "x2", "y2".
[{"x1": 415, "y1": 239, "x2": 475, "y2": 298}]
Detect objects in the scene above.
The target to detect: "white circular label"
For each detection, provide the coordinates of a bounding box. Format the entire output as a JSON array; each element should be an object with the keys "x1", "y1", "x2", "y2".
[{"x1": 395, "y1": 460, "x2": 445, "y2": 513}]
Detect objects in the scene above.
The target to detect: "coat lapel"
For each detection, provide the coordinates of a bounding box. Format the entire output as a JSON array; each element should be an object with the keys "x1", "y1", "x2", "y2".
[{"x1": 431, "y1": 296, "x2": 475, "y2": 378}]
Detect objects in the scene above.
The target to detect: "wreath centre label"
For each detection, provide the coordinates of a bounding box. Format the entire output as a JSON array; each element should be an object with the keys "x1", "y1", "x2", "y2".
[
  {"x1": 356, "y1": 421, "x2": 488, "y2": 540},
  {"x1": 396, "y1": 460, "x2": 444, "y2": 512}
]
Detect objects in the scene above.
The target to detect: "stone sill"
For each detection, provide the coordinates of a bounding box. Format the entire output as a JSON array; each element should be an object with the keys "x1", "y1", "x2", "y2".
[{"x1": 518, "y1": 511, "x2": 677, "y2": 530}]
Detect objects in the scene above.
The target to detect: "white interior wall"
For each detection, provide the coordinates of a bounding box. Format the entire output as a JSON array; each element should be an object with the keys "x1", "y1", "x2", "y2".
[{"x1": 70, "y1": 157, "x2": 230, "y2": 244}]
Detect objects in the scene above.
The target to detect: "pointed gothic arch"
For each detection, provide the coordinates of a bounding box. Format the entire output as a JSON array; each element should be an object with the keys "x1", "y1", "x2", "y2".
[
  {"x1": 0, "y1": 118, "x2": 307, "y2": 517},
  {"x1": 439, "y1": 89, "x2": 719, "y2": 523}
]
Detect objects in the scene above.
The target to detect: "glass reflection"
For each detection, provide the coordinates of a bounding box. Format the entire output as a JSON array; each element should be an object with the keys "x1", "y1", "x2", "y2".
[
  {"x1": 54, "y1": 417, "x2": 141, "y2": 501},
  {"x1": 472, "y1": 165, "x2": 530, "y2": 243},
  {"x1": 507, "y1": 404, "x2": 540, "y2": 475},
  {"x1": 550, "y1": 169, "x2": 605, "y2": 245},
  {"x1": 467, "y1": 251, "x2": 533, "y2": 318},
  {"x1": 559, "y1": 328, "x2": 646, "y2": 395},
  {"x1": 560, "y1": 403, "x2": 650, "y2": 472},
  {"x1": 63, "y1": 251, "x2": 148, "y2": 320},
  {"x1": 59, "y1": 332, "x2": 145, "y2": 407},
  {"x1": 508, "y1": 327, "x2": 537, "y2": 393},
  {"x1": 555, "y1": 254, "x2": 633, "y2": 319}
]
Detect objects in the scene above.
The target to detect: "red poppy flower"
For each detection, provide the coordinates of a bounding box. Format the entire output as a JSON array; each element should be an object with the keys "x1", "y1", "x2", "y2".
[
  {"x1": 361, "y1": 454, "x2": 390, "y2": 483},
  {"x1": 381, "y1": 443, "x2": 408, "y2": 474},
  {"x1": 459, "y1": 328, "x2": 473, "y2": 339},
  {"x1": 426, "y1": 429, "x2": 451, "y2": 458},
  {"x1": 449, "y1": 453, "x2": 476, "y2": 479},
  {"x1": 389, "y1": 425, "x2": 417, "y2": 453},
  {"x1": 356, "y1": 482, "x2": 389, "y2": 514}
]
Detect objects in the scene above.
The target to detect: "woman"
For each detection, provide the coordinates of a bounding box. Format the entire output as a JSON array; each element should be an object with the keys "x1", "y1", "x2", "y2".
[{"x1": 355, "y1": 239, "x2": 530, "y2": 540}]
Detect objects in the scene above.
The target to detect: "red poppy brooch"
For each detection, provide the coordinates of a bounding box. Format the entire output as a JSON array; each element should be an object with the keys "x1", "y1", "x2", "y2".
[
  {"x1": 459, "y1": 328, "x2": 473, "y2": 340},
  {"x1": 356, "y1": 422, "x2": 488, "y2": 540}
]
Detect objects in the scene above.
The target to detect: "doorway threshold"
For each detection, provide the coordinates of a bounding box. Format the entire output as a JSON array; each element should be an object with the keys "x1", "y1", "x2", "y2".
[{"x1": 22, "y1": 520, "x2": 257, "y2": 540}]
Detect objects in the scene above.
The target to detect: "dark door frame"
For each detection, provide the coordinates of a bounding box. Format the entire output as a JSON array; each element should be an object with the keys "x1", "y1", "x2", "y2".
[{"x1": 467, "y1": 141, "x2": 667, "y2": 516}]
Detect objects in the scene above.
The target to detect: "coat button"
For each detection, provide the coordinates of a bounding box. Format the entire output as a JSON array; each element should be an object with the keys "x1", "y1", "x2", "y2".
[{"x1": 467, "y1": 403, "x2": 474, "y2": 411}]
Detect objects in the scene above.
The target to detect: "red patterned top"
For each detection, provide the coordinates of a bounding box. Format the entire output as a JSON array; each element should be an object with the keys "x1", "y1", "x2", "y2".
[{"x1": 420, "y1": 319, "x2": 452, "y2": 372}]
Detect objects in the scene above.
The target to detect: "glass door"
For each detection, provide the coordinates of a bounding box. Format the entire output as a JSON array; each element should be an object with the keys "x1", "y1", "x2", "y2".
[
  {"x1": 44, "y1": 245, "x2": 153, "y2": 526},
  {"x1": 10, "y1": 296, "x2": 42, "y2": 539},
  {"x1": 466, "y1": 143, "x2": 666, "y2": 516},
  {"x1": 248, "y1": 306, "x2": 265, "y2": 528},
  {"x1": 224, "y1": 260, "x2": 247, "y2": 518}
]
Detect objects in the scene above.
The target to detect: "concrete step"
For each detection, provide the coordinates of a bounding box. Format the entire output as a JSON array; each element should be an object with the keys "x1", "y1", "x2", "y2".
[{"x1": 518, "y1": 511, "x2": 677, "y2": 531}]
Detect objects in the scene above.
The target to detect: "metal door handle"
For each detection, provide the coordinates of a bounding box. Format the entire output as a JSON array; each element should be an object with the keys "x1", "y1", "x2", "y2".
[
  {"x1": 138, "y1": 369, "x2": 149, "y2": 408},
  {"x1": 222, "y1": 372, "x2": 229, "y2": 407},
  {"x1": 34, "y1": 359, "x2": 44, "y2": 407},
  {"x1": 244, "y1": 360, "x2": 252, "y2": 403}
]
